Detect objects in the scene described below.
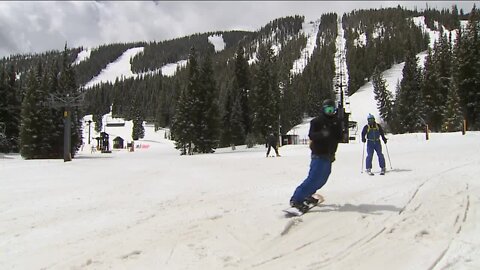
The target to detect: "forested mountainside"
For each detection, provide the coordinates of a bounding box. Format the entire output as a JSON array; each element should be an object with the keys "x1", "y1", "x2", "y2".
[
  {"x1": 342, "y1": 7, "x2": 429, "y2": 95},
  {"x1": 1, "y1": 6, "x2": 479, "y2": 157}
]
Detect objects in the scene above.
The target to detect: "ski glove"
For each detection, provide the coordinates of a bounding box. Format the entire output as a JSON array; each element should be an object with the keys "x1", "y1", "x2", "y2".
[
  {"x1": 383, "y1": 138, "x2": 388, "y2": 144},
  {"x1": 362, "y1": 138, "x2": 366, "y2": 143}
]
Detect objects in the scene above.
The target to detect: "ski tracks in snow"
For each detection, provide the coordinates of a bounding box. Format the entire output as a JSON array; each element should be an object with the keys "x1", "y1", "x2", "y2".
[{"x1": 238, "y1": 160, "x2": 478, "y2": 270}]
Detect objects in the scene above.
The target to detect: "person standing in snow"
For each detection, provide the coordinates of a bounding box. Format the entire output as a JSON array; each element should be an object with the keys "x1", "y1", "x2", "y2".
[
  {"x1": 266, "y1": 132, "x2": 280, "y2": 157},
  {"x1": 289, "y1": 99, "x2": 343, "y2": 212},
  {"x1": 361, "y1": 114, "x2": 388, "y2": 175}
]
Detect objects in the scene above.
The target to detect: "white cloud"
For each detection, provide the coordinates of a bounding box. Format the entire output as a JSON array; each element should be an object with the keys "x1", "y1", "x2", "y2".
[{"x1": 0, "y1": 1, "x2": 476, "y2": 58}]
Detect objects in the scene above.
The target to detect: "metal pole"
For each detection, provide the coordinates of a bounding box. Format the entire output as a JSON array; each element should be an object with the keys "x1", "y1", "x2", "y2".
[
  {"x1": 63, "y1": 108, "x2": 72, "y2": 162},
  {"x1": 385, "y1": 143, "x2": 393, "y2": 170},
  {"x1": 361, "y1": 142, "x2": 365, "y2": 173},
  {"x1": 87, "y1": 120, "x2": 92, "y2": 144}
]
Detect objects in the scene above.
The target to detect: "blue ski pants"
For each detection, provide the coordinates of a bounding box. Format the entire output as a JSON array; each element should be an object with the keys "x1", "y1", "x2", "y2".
[
  {"x1": 291, "y1": 155, "x2": 331, "y2": 203},
  {"x1": 366, "y1": 141, "x2": 385, "y2": 169}
]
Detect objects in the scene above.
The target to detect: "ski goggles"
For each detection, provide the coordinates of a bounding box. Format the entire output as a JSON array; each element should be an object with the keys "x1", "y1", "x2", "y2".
[{"x1": 323, "y1": 105, "x2": 336, "y2": 115}]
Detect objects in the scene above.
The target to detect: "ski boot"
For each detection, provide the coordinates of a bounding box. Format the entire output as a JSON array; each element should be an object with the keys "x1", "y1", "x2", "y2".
[
  {"x1": 290, "y1": 199, "x2": 310, "y2": 213},
  {"x1": 366, "y1": 168, "x2": 374, "y2": 175},
  {"x1": 304, "y1": 195, "x2": 319, "y2": 205},
  {"x1": 380, "y1": 167, "x2": 386, "y2": 175}
]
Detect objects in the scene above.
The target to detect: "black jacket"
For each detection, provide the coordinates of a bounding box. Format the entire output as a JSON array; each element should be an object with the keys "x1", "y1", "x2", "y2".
[
  {"x1": 266, "y1": 134, "x2": 277, "y2": 146},
  {"x1": 308, "y1": 112, "x2": 342, "y2": 161}
]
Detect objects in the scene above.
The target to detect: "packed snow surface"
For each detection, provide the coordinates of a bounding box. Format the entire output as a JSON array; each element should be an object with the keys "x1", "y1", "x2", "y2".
[{"x1": 2, "y1": 124, "x2": 479, "y2": 269}]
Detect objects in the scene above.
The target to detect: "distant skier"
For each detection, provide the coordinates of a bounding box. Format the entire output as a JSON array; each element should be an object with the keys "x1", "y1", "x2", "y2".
[
  {"x1": 289, "y1": 99, "x2": 342, "y2": 212},
  {"x1": 266, "y1": 132, "x2": 280, "y2": 157},
  {"x1": 361, "y1": 114, "x2": 388, "y2": 175}
]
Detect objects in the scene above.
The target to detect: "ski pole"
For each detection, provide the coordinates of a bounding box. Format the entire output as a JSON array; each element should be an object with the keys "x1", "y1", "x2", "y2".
[
  {"x1": 361, "y1": 141, "x2": 365, "y2": 173},
  {"x1": 385, "y1": 143, "x2": 393, "y2": 169}
]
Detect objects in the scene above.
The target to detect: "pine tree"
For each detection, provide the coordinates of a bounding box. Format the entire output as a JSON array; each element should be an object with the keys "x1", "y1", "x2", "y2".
[
  {"x1": 5, "y1": 64, "x2": 21, "y2": 151},
  {"x1": 372, "y1": 67, "x2": 394, "y2": 126},
  {"x1": 421, "y1": 48, "x2": 442, "y2": 131},
  {"x1": 194, "y1": 53, "x2": 220, "y2": 153},
  {"x1": 20, "y1": 64, "x2": 48, "y2": 159},
  {"x1": 0, "y1": 64, "x2": 21, "y2": 153},
  {"x1": 456, "y1": 6, "x2": 480, "y2": 129},
  {"x1": 171, "y1": 47, "x2": 198, "y2": 155},
  {"x1": 47, "y1": 61, "x2": 65, "y2": 157},
  {"x1": 36, "y1": 64, "x2": 56, "y2": 157},
  {"x1": 434, "y1": 32, "x2": 453, "y2": 130},
  {"x1": 132, "y1": 116, "x2": 145, "y2": 140},
  {"x1": 229, "y1": 92, "x2": 246, "y2": 147},
  {"x1": 58, "y1": 44, "x2": 83, "y2": 157},
  {"x1": 251, "y1": 42, "x2": 279, "y2": 139},
  {"x1": 234, "y1": 45, "x2": 252, "y2": 135},
  {"x1": 0, "y1": 66, "x2": 9, "y2": 152},
  {"x1": 171, "y1": 86, "x2": 192, "y2": 155},
  {"x1": 394, "y1": 47, "x2": 425, "y2": 133},
  {"x1": 220, "y1": 86, "x2": 234, "y2": 148},
  {"x1": 442, "y1": 75, "x2": 463, "y2": 132}
]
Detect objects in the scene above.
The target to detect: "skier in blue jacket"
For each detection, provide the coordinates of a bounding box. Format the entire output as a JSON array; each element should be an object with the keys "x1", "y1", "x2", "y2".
[
  {"x1": 289, "y1": 99, "x2": 343, "y2": 212},
  {"x1": 361, "y1": 114, "x2": 388, "y2": 175}
]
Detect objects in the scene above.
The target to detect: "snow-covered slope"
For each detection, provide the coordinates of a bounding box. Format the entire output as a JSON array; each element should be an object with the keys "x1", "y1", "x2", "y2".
[
  {"x1": 83, "y1": 47, "x2": 187, "y2": 89},
  {"x1": 73, "y1": 47, "x2": 91, "y2": 65},
  {"x1": 290, "y1": 20, "x2": 320, "y2": 75},
  {"x1": 2, "y1": 124, "x2": 479, "y2": 269},
  {"x1": 208, "y1": 34, "x2": 226, "y2": 52},
  {"x1": 84, "y1": 47, "x2": 144, "y2": 88}
]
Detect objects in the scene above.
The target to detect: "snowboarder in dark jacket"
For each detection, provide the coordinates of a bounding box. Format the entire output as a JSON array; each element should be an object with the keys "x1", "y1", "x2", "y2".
[
  {"x1": 289, "y1": 99, "x2": 343, "y2": 212},
  {"x1": 266, "y1": 133, "x2": 280, "y2": 157},
  {"x1": 361, "y1": 114, "x2": 388, "y2": 174}
]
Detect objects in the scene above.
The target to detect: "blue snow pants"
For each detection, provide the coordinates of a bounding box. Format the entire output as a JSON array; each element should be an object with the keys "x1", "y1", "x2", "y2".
[
  {"x1": 366, "y1": 141, "x2": 386, "y2": 170},
  {"x1": 291, "y1": 155, "x2": 331, "y2": 203}
]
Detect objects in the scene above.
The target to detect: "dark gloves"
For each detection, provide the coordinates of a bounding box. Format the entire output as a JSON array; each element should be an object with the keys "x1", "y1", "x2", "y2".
[
  {"x1": 383, "y1": 138, "x2": 388, "y2": 144},
  {"x1": 362, "y1": 138, "x2": 366, "y2": 143}
]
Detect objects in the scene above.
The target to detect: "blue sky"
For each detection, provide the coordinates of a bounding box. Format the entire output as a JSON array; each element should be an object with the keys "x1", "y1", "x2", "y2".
[{"x1": 0, "y1": 1, "x2": 476, "y2": 58}]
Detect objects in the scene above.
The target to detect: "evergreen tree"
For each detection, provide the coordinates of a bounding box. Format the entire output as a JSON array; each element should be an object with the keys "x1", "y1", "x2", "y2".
[
  {"x1": 389, "y1": 81, "x2": 402, "y2": 133},
  {"x1": 421, "y1": 48, "x2": 443, "y2": 131},
  {"x1": 194, "y1": 53, "x2": 220, "y2": 153},
  {"x1": 171, "y1": 86, "x2": 192, "y2": 155},
  {"x1": 456, "y1": 6, "x2": 480, "y2": 129},
  {"x1": 372, "y1": 67, "x2": 394, "y2": 125},
  {"x1": 171, "y1": 47, "x2": 198, "y2": 155},
  {"x1": 0, "y1": 66, "x2": 9, "y2": 151},
  {"x1": 0, "y1": 64, "x2": 21, "y2": 152},
  {"x1": 394, "y1": 47, "x2": 425, "y2": 133},
  {"x1": 20, "y1": 64, "x2": 48, "y2": 159},
  {"x1": 47, "y1": 61, "x2": 65, "y2": 157},
  {"x1": 132, "y1": 116, "x2": 145, "y2": 140},
  {"x1": 251, "y1": 42, "x2": 280, "y2": 139},
  {"x1": 229, "y1": 94, "x2": 246, "y2": 147},
  {"x1": 233, "y1": 45, "x2": 252, "y2": 135},
  {"x1": 5, "y1": 64, "x2": 21, "y2": 151},
  {"x1": 37, "y1": 63, "x2": 56, "y2": 157},
  {"x1": 442, "y1": 75, "x2": 463, "y2": 132},
  {"x1": 434, "y1": 32, "x2": 453, "y2": 129},
  {"x1": 58, "y1": 44, "x2": 83, "y2": 157}
]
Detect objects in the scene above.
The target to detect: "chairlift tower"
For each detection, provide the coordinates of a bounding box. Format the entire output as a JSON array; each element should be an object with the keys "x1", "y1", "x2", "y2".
[
  {"x1": 334, "y1": 42, "x2": 350, "y2": 143},
  {"x1": 44, "y1": 91, "x2": 85, "y2": 162}
]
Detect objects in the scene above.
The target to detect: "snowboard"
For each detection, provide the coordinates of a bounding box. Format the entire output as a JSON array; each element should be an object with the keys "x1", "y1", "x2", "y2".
[{"x1": 283, "y1": 193, "x2": 325, "y2": 217}]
